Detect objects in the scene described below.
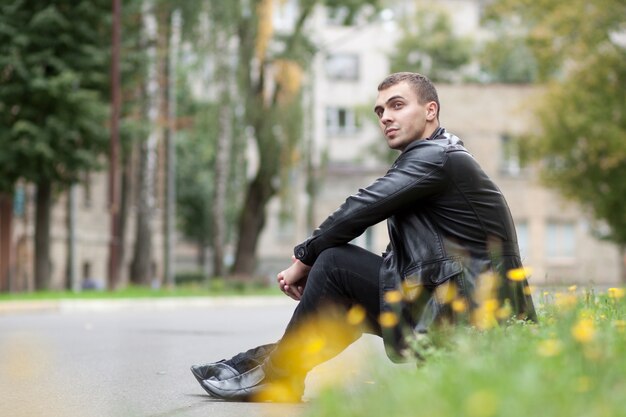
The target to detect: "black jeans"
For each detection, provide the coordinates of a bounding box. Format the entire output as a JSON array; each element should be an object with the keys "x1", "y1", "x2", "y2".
[
  {"x1": 282, "y1": 243, "x2": 382, "y2": 337},
  {"x1": 230, "y1": 244, "x2": 383, "y2": 378}
]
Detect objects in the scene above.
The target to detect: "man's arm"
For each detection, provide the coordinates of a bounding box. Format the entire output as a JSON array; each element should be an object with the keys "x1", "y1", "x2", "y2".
[{"x1": 295, "y1": 145, "x2": 447, "y2": 266}]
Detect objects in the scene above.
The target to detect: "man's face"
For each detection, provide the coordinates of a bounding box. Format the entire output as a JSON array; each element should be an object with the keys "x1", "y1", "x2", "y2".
[{"x1": 373, "y1": 81, "x2": 436, "y2": 151}]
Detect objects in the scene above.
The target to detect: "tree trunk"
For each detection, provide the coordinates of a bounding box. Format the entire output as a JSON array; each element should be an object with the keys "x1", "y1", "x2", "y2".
[
  {"x1": 231, "y1": 174, "x2": 274, "y2": 277},
  {"x1": 619, "y1": 244, "x2": 626, "y2": 285},
  {"x1": 0, "y1": 193, "x2": 14, "y2": 292},
  {"x1": 34, "y1": 180, "x2": 52, "y2": 290},
  {"x1": 65, "y1": 185, "x2": 77, "y2": 291},
  {"x1": 130, "y1": 138, "x2": 156, "y2": 285},
  {"x1": 196, "y1": 238, "x2": 207, "y2": 277},
  {"x1": 130, "y1": 0, "x2": 160, "y2": 286},
  {"x1": 117, "y1": 153, "x2": 133, "y2": 287},
  {"x1": 212, "y1": 69, "x2": 232, "y2": 277}
]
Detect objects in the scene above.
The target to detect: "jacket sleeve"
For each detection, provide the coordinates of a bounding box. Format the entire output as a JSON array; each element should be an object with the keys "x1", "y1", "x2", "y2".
[{"x1": 294, "y1": 145, "x2": 448, "y2": 265}]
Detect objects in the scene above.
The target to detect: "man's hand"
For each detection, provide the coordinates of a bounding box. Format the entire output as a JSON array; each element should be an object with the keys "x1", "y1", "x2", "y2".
[{"x1": 277, "y1": 256, "x2": 311, "y2": 301}]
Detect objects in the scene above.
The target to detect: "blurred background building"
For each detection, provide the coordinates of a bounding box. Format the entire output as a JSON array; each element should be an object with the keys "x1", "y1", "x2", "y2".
[
  {"x1": 0, "y1": 0, "x2": 621, "y2": 291},
  {"x1": 255, "y1": 0, "x2": 622, "y2": 285}
]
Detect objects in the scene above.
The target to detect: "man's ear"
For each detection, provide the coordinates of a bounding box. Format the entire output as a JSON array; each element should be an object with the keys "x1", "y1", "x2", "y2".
[{"x1": 425, "y1": 101, "x2": 438, "y2": 121}]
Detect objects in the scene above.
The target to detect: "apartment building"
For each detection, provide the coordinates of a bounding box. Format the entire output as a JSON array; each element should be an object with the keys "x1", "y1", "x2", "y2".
[{"x1": 256, "y1": 0, "x2": 622, "y2": 285}]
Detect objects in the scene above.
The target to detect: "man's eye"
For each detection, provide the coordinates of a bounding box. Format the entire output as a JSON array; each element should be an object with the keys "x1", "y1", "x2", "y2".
[{"x1": 393, "y1": 102, "x2": 403, "y2": 109}]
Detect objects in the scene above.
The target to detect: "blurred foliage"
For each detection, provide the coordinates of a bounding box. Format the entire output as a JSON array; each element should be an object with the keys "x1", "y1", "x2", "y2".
[
  {"x1": 306, "y1": 287, "x2": 626, "y2": 416},
  {"x1": 478, "y1": 30, "x2": 538, "y2": 83},
  {"x1": 484, "y1": 0, "x2": 624, "y2": 82},
  {"x1": 486, "y1": 0, "x2": 626, "y2": 248},
  {"x1": 175, "y1": 100, "x2": 218, "y2": 251},
  {"x1": 389, "y1": 6, "x2": 473, "y2": 82},
  {"x1": 0, "y1": 0, "x2": 111, "y2": 192}
]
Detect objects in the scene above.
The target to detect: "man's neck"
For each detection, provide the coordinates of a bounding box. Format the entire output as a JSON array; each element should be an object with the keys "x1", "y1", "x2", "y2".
[{"x1": 422, "y1": 123, "x2": 440, "y2": 140}]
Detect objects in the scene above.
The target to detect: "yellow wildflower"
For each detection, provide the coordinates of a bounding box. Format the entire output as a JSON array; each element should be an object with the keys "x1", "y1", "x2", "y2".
[
  {"x1": 435, "y1": 281, "x2": 457, "y2": 304},
  {"x1": 452, "y1": 298, "x2": 468, "y2": 313},
  {"x1": 506, "y1": 267, "x2": 532, "y2": 281},
  {"x1": 523, "y1": 285, "x2": 534, "y2": 296},
  {"x1": 384, "y1": 290, "x2": 402, "y2": 304},
  {"x1": 568, "y1": 285, "x2": 577, "y2": 292},
  {"x1": 401, "y1": 281, "x2": 423, "y2": 302},
  {"x1": 613, "y1": 320, "x2": 626, "y2": 332},
  {"x1": 472, "y1": 302, "x2": 498, "y2": 330},
  {"x1": 555, "y1": 292, "x2": 577, "y2": 310},
  {"x1": 496, "y1": 304, "x2": 512, "y2": 320},
  {"x1": 254, "y1": 380, "x2": 302, "y2": 403},
  {"x1": 475, "y1": 271, "x2": 498, "y2": 303},
  {"x1": 571, "y1": 319, "x2": 595, "y2": 343},
  {"x1": 608, "y1": 287, "x2": 625, "y2": 299},
  {"x1": 346, "y1": 305, "x2": 366, "y2": 326},
  {"x1": 483, "y1": 299, "x2": 499, "y2": 313},
  {"x1": 464, "y1": 390, "x2": 498, "y2": 417},
  {"x1": 303, "y1": 336, "x2": 326, "y2": 355},
  {"x1": 379, "y1": 311, "x2": 399, "y2": 328},
  {"x1": 537, "y1": 339, "x2": 562, "y2": 357}
]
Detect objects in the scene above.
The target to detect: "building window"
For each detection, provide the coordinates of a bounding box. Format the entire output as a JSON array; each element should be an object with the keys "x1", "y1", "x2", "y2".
[
  {"x1": 515, "y1": 220, "x2": 529, "y2": 261},
  {"x1": 500, "y1": 134, "x2": 522, "y2": 176},
  {"x1": 326, "y1": 107, "x2": 359, "y2": 135},
  {"x1": 325, "y1": 54, "x2": 359, "y2": 81},
  {"x1": 546, "y1": 221, "x2": 576, "y2": 260}
]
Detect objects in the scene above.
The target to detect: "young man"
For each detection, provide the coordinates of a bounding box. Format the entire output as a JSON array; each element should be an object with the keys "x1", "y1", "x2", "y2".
[{"x1": 191, "y1": 72, "x2": 537, "y2": 402}]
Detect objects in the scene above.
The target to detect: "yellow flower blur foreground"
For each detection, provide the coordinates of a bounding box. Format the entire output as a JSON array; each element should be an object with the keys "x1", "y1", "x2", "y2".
[
  {"x1": 401, "y1": 280, "x2": 423, "y2": 302},
  {"x1": 452, "y1": 298, "x2": 468, "y2": 313},
  {"x1": 537, "y1": 339, "x2": 563, "y2": 357},
  {"x1": 506, "y1": 267, "x2": 532, "y2": 281},
  {"x1": 435, "y1": 281, "x2": 457, "y2": 304},
  {"x1": 471, "y1": 299, "x2": 499, "y2": 330},
  {"x1": 346, "y1": 304, "x2": 366, "y2": 326},
  {"x1": 608, "y1": 287, "x2": 625, "y2": 299},
  {"x1": 555, "y1": 292, "x2": 577, "y2": 310},
  {"x1": 261, "y1": 311, "x2": 361, "y2": 397},
  {"x1": 571, "y1": 319, "x2": 595, "y2": 343},
  {"x1": 464, "y1": 390, "x2": 499, "y2": 417},
  {"x1": 379, "y1": 311, "x2": 399, "y2": 328},
  {"x1": 384, "y1": 290, "x2": 403, "y2": 304}
]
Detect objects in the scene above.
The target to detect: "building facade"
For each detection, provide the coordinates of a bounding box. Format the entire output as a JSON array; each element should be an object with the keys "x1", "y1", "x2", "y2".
[{"x1": 255, "y1": 0, "x2": 622, "y2": 286}]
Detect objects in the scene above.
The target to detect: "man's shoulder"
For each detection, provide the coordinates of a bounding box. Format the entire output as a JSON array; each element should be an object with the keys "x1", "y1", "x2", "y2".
[{"x1": 403, "y1": 134, "x2": 467, "y2": 160}]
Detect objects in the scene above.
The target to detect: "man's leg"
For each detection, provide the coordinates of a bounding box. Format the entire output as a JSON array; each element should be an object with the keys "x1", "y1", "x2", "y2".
[{"x1": 202, "y1": 244, "x2": 382, "y2": 401}]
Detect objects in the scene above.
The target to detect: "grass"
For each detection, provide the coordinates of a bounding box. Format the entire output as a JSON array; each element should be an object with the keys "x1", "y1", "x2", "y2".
[
  {"x1": 0, "y1": 279, "x2": 280, "y2": 301},
  {"x1": 306, "y1": 287, "x2": 626, "y2": 417}
]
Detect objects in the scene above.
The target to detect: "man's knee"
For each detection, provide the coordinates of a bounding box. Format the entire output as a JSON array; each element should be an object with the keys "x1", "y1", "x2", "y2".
[{"x1": 315, "y1": 245, "x2": 350, "y2": 267}]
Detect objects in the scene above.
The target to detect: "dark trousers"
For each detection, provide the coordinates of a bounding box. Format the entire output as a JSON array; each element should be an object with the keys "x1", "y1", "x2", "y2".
[
  {"x1": 283, "y1": 243, "x2": 382, "y2": 336},
  {"x1": 230, "y1": 244, "x2": 383, "y2": 377},
  {"x1": 268, "y1": 244, "x2": 383, "y2": 378}
]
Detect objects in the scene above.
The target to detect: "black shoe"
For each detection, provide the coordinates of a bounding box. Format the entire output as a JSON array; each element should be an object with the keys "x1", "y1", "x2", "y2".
[
  {"x1": 200, "y1": 364, "x2": 304, "y2": 403},
  {"x1": 190, "y1": 360, "x2": 240, "y2": 384}
]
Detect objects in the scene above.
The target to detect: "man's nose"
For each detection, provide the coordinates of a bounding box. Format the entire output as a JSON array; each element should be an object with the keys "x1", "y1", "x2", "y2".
[{"x1": 380, "y1": 110, "x2": 392, "y2": 125}]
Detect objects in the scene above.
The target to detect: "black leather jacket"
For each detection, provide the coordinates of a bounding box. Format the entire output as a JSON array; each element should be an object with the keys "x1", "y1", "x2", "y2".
[{"x1": 294, "y1": 128, "x2": 537, "y2": 360}]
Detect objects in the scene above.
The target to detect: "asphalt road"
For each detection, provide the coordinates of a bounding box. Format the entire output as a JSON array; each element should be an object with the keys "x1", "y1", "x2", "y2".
[{"x1": 0, "y1": 297, "x2": 391, "y2": 417}]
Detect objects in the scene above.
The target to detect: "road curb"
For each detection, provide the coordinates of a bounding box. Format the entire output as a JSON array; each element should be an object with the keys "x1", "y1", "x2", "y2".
[{"x1": 0, "y1": 296, "x2": 295, "y2": 315}]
